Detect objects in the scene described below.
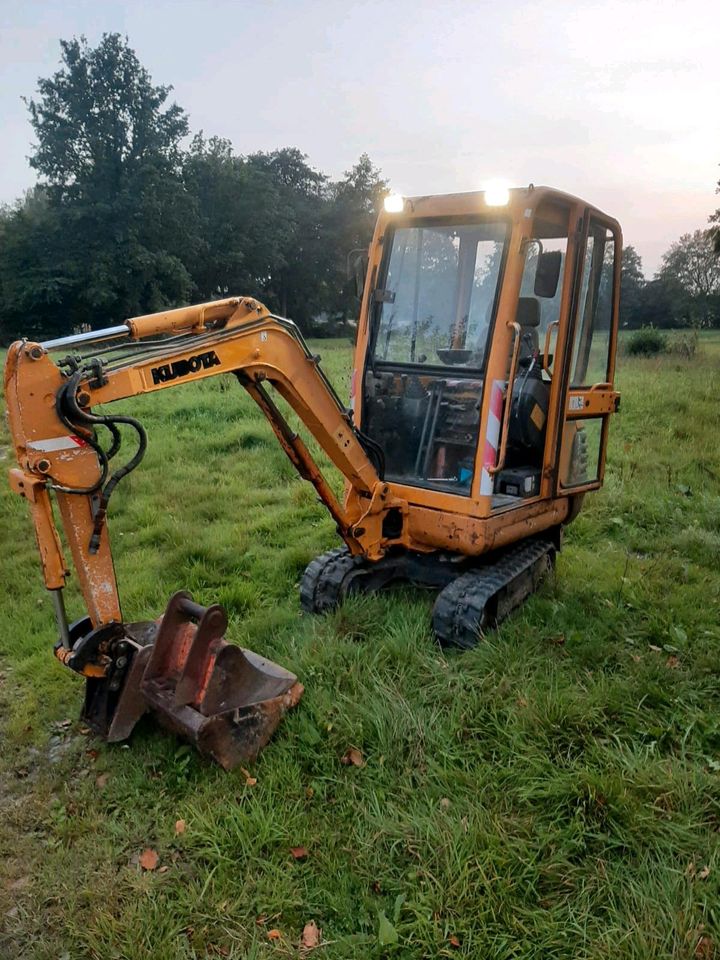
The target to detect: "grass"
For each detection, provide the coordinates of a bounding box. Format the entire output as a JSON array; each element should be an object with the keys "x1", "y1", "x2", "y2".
[{"x1": 1, "y1": 333, "x2": 720, "y2": 959}]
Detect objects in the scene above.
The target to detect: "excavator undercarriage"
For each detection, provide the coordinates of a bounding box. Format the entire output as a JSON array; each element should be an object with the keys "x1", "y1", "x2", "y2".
[{"x1": 301, "y1": 531, "x2": 561, "y2": 647}]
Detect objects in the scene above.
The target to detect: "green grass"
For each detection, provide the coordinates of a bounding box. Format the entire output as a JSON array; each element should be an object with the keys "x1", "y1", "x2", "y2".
[{"x1": 1, "y1": 333, "x2": 720, "y2": 959}]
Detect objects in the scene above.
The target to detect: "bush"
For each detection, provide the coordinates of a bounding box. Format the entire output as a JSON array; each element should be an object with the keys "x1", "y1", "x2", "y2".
[{"x1": 625, "y1": 326, "x2": 668, "y2": 357}]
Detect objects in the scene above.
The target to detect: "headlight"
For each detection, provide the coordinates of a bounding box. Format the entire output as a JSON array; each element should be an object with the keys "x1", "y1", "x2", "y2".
[
  {"x1": 383, "y1": 194, "x2": 405, "y2": 214},
  {"x1": 484, "y1": 180, "x2": 511, "y2": 207}
]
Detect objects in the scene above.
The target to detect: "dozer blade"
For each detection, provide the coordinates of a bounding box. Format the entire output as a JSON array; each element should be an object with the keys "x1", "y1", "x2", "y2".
[{"x1": 92, "y1": 591, "x2": 302, "y2": 770}]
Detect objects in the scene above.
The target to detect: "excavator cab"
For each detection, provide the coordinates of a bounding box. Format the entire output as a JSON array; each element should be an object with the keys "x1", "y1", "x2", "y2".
[
  {"x1": 352, "y1": 186, "x2": 620, "y2": 528},
  {"x1": 4, "y1": 185, "x2": 621, "y2": 766}
]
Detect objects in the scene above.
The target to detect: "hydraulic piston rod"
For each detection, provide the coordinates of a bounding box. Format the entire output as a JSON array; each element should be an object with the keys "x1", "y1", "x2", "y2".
[{"x1": 41, "y1": 324, "x2": 130, "y2": 351}]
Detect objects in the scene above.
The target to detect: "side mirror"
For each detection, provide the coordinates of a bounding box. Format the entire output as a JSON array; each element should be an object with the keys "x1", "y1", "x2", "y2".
[
  {"x1": 347, "y1": 249, "x2": 369, "y2": 301},
  {"x1": 534, "y1": 250, "x2": 562, "y2": 299}
]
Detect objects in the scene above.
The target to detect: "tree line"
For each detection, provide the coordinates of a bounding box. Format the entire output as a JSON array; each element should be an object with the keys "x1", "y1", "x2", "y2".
[
  {"x1": 0, "y1": 34, "x2": 386, "y2": 344},
  {"x1": 620, "y1": 228, "x2": 720, "y2": 330},
  {"x1": 1, "y1": 33, "x2": 719, "y2": 344}
]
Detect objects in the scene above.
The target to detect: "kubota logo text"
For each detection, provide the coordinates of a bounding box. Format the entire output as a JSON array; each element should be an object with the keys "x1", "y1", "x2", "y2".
[{"x1": 150, "y1": 350, "x2": 221, "y2": 384}]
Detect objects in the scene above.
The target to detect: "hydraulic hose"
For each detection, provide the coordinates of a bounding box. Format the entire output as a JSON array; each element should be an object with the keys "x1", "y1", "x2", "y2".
[{"x1": 54, "y1": 371, "x2": 148, "y2": 552}]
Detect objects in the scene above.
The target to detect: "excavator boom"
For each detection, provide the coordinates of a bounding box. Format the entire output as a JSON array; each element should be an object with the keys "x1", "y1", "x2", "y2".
[{"x1": 4, "y1": 297, "x2": 400, "y2": 767}]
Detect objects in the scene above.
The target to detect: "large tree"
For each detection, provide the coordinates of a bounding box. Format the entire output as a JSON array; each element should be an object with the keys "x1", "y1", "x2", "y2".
[
  {"x1": 18, "y1": 34, "x2": 195, "y2": 331},
  {"x1": 656, "y1": 229, "x2": 720, "y2": 326},
  {"x1": 27, "y1": 34, "x2": 187, "y2": 200}
]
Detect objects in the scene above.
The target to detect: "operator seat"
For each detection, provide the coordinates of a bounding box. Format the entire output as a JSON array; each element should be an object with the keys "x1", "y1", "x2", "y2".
[{"x1": 516, "y1": 297, "x2": 540, "y2": 361}]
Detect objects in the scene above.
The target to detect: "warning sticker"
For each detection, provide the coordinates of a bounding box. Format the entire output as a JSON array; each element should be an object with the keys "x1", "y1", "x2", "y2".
[
  {"x1": 568, "y1": 396, "x2": 584, "y2": 412},
  {"x1": 530, "y1": 403, "x2": 546, "y2": 431}
]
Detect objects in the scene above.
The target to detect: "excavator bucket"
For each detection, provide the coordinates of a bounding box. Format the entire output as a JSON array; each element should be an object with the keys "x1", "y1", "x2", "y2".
[{"x1": 85, "y1": 592, "x2": 302, "y2": 770}]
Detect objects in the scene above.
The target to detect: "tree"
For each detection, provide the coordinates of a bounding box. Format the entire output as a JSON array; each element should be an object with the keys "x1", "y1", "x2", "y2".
[
  {"x1": 182, "y1": 135, "x2": 291, "y2": 301},
  {"x1": 630, "y1": 278, "x2": 676, "y2": 329},
  {"x1": 323, "y1": 155, "x2": 389, "y2": 321},
  {"x1": 21, "y1": 34, "x2": 195, "y2": 328},
  {"x1": 246, "y1": 148, "x2": 330, "y2": 323},
  {"x1": 709, "y1": 166, "x2": 720, "y2": 254},
  {"x1": 618, "y1": 245, "x2": 645, "y2": 327},
  {"x1": 658, "y1": 230, "x2": 720, "y2": 297},
  {"x1": 0, "y1": 188, "x2": 75, "y2": 342},
  {"x1": 656, "y1": 229, "x2": 720, "y2": 326},
  {"x1": 27, "y1": 34, "x2": 188, "y2": 200}
]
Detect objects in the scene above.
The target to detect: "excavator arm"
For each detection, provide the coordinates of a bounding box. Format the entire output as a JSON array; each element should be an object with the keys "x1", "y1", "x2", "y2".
[
  {"x1": 5, "y1": 297, "x2": 400, "y2": 629},
  {"x1": 3, "y1": 297, "x2": 400, "y2": 768}
]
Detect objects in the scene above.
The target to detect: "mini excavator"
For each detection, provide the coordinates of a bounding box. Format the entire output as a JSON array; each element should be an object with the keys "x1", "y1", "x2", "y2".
[{"x1": 4, "y1": 186, "x2": 621, "y2": 768}]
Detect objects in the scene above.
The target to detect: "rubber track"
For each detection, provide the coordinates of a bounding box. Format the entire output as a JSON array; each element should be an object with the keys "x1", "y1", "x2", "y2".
[
  {"x1": 300, "y1": 547, "x2": 362, "y2": 613},
  {"x1": 432, "y1": 538, "x2": 555, "y2": 649}
]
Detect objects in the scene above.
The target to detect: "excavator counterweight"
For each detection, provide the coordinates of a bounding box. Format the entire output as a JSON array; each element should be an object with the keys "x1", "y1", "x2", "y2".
[{"x1": 4, "y1": 185, "x2": 621, "y2": 767}]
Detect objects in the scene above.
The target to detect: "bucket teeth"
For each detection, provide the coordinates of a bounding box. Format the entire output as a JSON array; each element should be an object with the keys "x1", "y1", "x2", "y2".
[{"x1": 98, "y1": 591, "x2": 302, "y2": 769}]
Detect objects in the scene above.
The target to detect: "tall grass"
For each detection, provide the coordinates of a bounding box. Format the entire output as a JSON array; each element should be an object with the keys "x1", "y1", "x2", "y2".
[{"x1": 1, "y1": 334, "x2": 719, "y2": 959}]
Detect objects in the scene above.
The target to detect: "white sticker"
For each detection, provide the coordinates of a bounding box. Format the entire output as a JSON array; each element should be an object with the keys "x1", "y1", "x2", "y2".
[
  {"x1": 524, "y1": 208, "x2": 533, "y2": 218},
  {"x1": 260, "y1": 331, "x2": 268, "y2": 342},
  {"x1": 568, "y1": 396, "x2": 584, "y2": 411},
  {"x1": 27, "y1": 435, "x2": 88, "y2": 452}
]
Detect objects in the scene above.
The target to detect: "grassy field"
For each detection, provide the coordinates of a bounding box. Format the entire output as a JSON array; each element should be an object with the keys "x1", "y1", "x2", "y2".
[{"x1": 1, "y1": 333, "x2": 720, "y2": 959}]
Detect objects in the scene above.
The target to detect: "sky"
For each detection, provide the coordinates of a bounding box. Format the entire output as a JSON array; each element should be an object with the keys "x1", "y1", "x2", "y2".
[{"x1": 1, "y1": 0, "x2": 719, "y2": 276}]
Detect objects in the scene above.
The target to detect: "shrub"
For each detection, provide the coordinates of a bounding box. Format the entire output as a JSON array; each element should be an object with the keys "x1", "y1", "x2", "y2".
[{"x1": 625, "y1": 326, "x2": 668, "y2": 357}]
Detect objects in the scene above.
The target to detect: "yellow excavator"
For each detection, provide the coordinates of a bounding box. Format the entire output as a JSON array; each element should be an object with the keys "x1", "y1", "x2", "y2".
[{"x1": 4, "y1": 185, "x2": 621, "y2": 768}]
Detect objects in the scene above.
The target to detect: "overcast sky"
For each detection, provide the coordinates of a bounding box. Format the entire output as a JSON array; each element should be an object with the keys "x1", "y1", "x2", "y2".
[{"x1": 2, "y1": 0, "x2": 719, "y2": 275}]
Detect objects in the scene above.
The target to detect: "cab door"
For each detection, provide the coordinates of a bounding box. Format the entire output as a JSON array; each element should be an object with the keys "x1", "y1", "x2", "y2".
[{"x1": 555, "y1": 215, "x2": 621, "y2": 493}]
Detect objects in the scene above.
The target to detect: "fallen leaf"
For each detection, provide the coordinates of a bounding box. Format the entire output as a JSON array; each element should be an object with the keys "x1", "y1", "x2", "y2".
[
  {"x1": 550, "y1": 635, "x2": 566, "y2": 646},
  {"x1": 256, "y1": 915, "x2": 268, "y2": 925},
  {"x1": 631, "y1": 654, "x2": 642, "y2": 663},
  {"x1": 290, "y1": 845, "x2": 309, "y2": 860},
  {"x1": 301, "y1": 920, "x2": 321, "y2": 950},
  {"x1": 695, "y1": 936, "x2": 714, "y2": 959},
  {"x1": 449, "y1": 934, "x2": 461, "y2": 948},
  {"x1": 95, "y1": 773, "x2": 110, "y2": 789},
  {"x1": 158, "y1": 865, "x2": 169, "y2": 874},
  {"x1": 666, "y1": 655, "x2": 680, "y2": 669},
  {"x1": 267, "y1": 929, "x2": 281, "y2": 941},
  {"x1": 341, "y1": 747, "x2": 364, "y2": 767},
  {"x1": 649, "y1": 644, "x2": 662, "y2": 653},
  {"x1": 516, "y1": 697, "x2": 528, "y2": 708},
  {"x1": 139, "y1": 848, "x2": 159, "y2": 871},
  {"x1": 698, "y1": 865, "x2": 711, "y2": 880},
  {"x1": 240, "y1": 766, "x2": 258, "y2": 786},
  {"x1": 175, "y1": 819, "x2": 186, "y2": 835},
  {"x1": 440, "y1": 797, "x2": 451, "y2": 810},
  {"x1": 305, "y1": 786, "x2": 314, "y2": 799},
  {"x1": 86, "y1": 748, "x2": 99, "y2": 761}
]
